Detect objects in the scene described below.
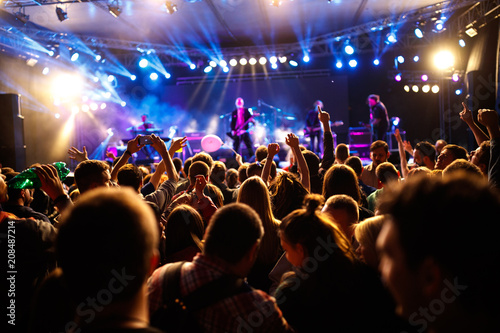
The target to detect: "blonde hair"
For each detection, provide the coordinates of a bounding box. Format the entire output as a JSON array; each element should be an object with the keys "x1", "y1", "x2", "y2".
[
  {"x1": 237, "y1": 176, "x2": 281, "y2": 265},
  {"x1": 354, "y1": 215, "x2": 385, "y2": 257}
]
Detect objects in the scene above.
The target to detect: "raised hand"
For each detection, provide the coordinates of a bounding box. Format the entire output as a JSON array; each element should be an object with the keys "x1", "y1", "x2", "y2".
[
  {"x1": 478, "y1": 109, "x2": 499, "y2": 129},
  {"x1": 170, "y1": 136, "x2": 188, "y2": 154},
  {"x1": 150, "y1": 134, "x2": 168, "y2": 156},
  {"x1": 33, "y1": 164, "x2": 66, "y2": 200},
  {"x1": 318, "y1": 106, "x2": 330, "y2": 124},
  {"x1": 68, "y1": 146, "x2": 88, "y2": 163},
  {"x1": 127, "y1": 135, "x2": 144, "y2": 155},
  {"x1": 285, "y1": 133, "x2": 300, "y2": 148},
  {"x1": 194, "y1": 174, "x2": 208, "y2": 196},
  {"x1": 267, "y1": 143, "x2": 280, "y2": 157},
  {"x1": 394, "y1": 128, "x2": 403, "y2": 142},
  {"x1": 459, "y1": 102, "x2": 474, "y2": 125}
]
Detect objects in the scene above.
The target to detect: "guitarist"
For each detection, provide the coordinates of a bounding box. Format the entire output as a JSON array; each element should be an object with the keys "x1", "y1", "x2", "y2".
[
  {"x1": 230, "y1": 97, "x2": 255, "y2": 159},
  {"x1": 367, "y1": 94, "x2": 389, "y2": 142},
  {"x1": 305, "y1": 100, "x2": 324, "y2": 154}
]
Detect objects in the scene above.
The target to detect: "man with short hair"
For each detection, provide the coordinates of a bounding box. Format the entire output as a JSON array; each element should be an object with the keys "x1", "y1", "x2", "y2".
[
  {"x1": 377, "y1": 175, "x2": 500, "y2": 333},
  {"x1": 367, "y1": 94, "x2": 389, "y2": 141},
  {"x1": 56, "y1": 187, "x2": 162, "y2": 332},
  {"x1": 435, "y1": 144, "x2": 469, "y2": 170},
  {"x1": 322, "y1": 194, "x2": 359, "y2": 242},
  {"x1": 360, "y1": 140, "x2": 390, "y2": 189},
  {"x1": 148, "y1": 203, "x2": 292, "y2": 332},
  {"x1": 74, "y1": 159, "x2": 112, "y2": 194},
  {"x1": 413, "y1": 141, "x2": 436, "y2": 170}
]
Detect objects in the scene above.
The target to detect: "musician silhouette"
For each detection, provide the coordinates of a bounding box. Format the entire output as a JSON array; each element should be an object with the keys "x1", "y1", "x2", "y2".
[
  {"x1": 136, "y1": 114, "x2": 155, "y2": 131},
  {"x1": 305, "y1": 100, "x2": 323, "y2": 154},
  {"x1": 229, "y1": 97, "x2": 255, "y2": 159}
]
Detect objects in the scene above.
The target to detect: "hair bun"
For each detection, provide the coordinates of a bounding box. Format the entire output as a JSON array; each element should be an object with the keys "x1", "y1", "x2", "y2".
[{"x1": 303, "y1": 194, "x2": 324, "y2": 213}]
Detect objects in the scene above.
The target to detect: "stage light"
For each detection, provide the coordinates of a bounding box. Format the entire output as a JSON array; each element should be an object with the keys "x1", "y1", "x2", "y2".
[
  {"x1": 452, "y1": 73, "x2": 460, "y2": 82},
  {"x1": 259, "y1": 57, "x2": 267, "y2": 65},
  {"x1": 422, "y1": 85, "x2": 430, "y2": 93},
  {"x1": 204, "y1": 65, "x2": 212, "y2": 73},
  {"x1": 269, "y1": 56, "x2": 277, "y2": 64},
  {"x1": 90, "y1": 102, "x2": 98, "y2": 111},
  {"x1": 121, "y1": 101, "x2": 127, "y2": 107},
  {"x1": 95, "y1": 54, "x2": 102, "y2": 62},
  {"x1": 395, "y1": 73, "x2": 402, "y2": 82},
  {"x1": 303, "y1": 55, "x2": 310, "y2": 63},
  {"x1": 219, "y1": 60, "x2": 227, "y2": 67},
  {"x1": 108, "y1": 1, "x2": 121, "y2": 17},
  {"x1": 348, "y1": 59, "x2": 357, "y2": 68},
  {"x1": 42, "y1": 67, "x2": 50, "y2": 75},
  {"x1": 344, "y1": 44, "x2": 354, "y2": 55},
  {"x1": 229, "y1": 59, "x2": 237, "y2": 67},
  {"x1": 433, "y1": 19, "x2": 445, "y2": 33},
  {"x1": 413, "y1": 55, "x2": 419, "y2": 62},
  {"x1": 465, "y1": 27, "x2": 478, "y2": 37},
  {"x1": 56, "y1": 7, "x2": 68, "y2": 22},
  {"x1": 414, "y1": 28, "x2": 424, "y2": 38},
  {"x1": 412, "y1": 85, "x2": 419, "y2": 93},
  {"x1": 130, "y1": 75, "x2": 136, "y2": 81},
  {"x1": 165, "y1": 73, "x2": 171, "y2": 79},
  {"x1": 289, "y1": 60, "x2": 298, "y2": 67},
  {"x1": 189, "y1": 63, "x2": 196, "y2": 70},
  {"x1": 55, "y1": 113, "x2": 60, "y2": 119},
  {"x1": 223, "y1": 67, "x2": 229, "y2": 73},
  {"x1": 385, "y1": 32, "x2": 397, "y2": 44},
  {"x1": 93, "y1": 76, "x2": 99, "y2": 83},
  {"x1": 278, "y1": 56, "x2": 287, "y2": 63},
  {"x1": 249, "y1": 57, "x2": 257, "y2": 65},
  {"x1": 14, "y1": 11, "x2": 29, "y2": 24},
  {"x1": 432, "y1": 85, "x2": 440, "y2": 93},
  {"x1": 373, "y1": 59, "x2": 380, "y2": 66},
  {"x1": 209, "y1": 60, "x2": 217, "y2": 67},
  {"x1": 455, "y1": 89, "x2": 462, "y2": 95},
  {"x1": 107, "y1": 74, "x2": 115, "y2": 82},
  {"x1": 335, "y1": 60, "x2": 343, "y2": 69},
  {"x1": 434, "y1": 51, "x2": 454, "y2": 69},
  {"x1": 404, "y1": 85, "x2": 410, "y2": 92},
  {"x1": 70, "y1": 51, "x2": 79, "y2": 62},
  {"x1": 421, "y1": 74, "x2": 428, "y2": 82},
  {"x1": 458, "y1": 39, "x2": 466, "y2": 47},
  {"x1": 150, "y1": 73, "x2": 158, "y2": 80},
  {"x1": 271, "y1": 63, "x2": 278, "y2": 69},
  {"x1": 240, "y1": 58, "x2": 247, "y2": 65},
  {"x1": 139, "y1": 58, "x2": 148, "y2": 68},
  {"x1": 397, "y1": 56, "x2": 405, "y2": 64},
  {"x1": 101, "y1": 103, "x2": 107, "y2": 110},
  {"x1": 391, "y1": 117, "x2": 400, "y2": 126},
  {"x1": 166, "y1": 1, "x2": 178, "y2": 14},
  {"x1": 81, "y1": 104, "x2": 90, "y2": 113},
  {"x1": 270, "y1": 0, "x2": 281, "y2": 7},
  {"x1": 71, "y1": 105, "x2": 80, "y2": 115}
]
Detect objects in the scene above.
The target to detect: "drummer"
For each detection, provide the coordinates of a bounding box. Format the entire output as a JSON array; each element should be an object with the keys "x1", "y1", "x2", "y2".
[{"x1": 136, "y1": 114, "x2": 155, "y2": 131}]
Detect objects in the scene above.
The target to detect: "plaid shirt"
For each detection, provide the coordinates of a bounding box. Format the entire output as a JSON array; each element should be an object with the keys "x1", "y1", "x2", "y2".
[{"x1": 148, "y1": 253, "x2": 293, "y2": 333}]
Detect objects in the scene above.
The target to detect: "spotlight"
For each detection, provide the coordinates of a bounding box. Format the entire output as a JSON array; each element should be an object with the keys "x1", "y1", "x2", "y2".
[
  {"x1": 165, "y1": 73, "x2": 171, "y2": 79},
  {"x1": 432, "y1": 17, "x2": 446, "y2": 33},
  {"x1": 348, "y1": 59, "x2": 357, "y2": 68},
  {"x1": 95, "y1": 54, "x2": 102, "y2": 62},
  {"x1": 209, "y1": 60, "x2": 217, "y2": 67},
  {"x1": 391, "y1": 117, "x2": 400, "y2": 126},
  {"x1": 101, "y1": 103, "x2": 107, "y2": 110},
  {"x1": 249, "y1": 57, "x2": 257, "y2": 65},
  {"x1": 42, "y1": 67, "x2": 50, "y2": 75},
  {"x1": 422, "y1": 85, "x2": 430, "y2": 93},
  {"x1": 270, "y1": 0, "x2": 281, "y2": 7},
  {"x1": 289, "y1": 60, "x2": 298, "y2": 67},
  {"x1": 421, "y1": 74, "x2": 428, "y2": 82},
  {"x1": 14, "y1": 12, "x2": 29, "y2": 24},
  {"x1": 56, "y1": 7, "x2": 68, "y2": 22},
  {"x1": 412, "y1": 85, "x2": 419, "y2": 93},
  {"x1": 189, "y1": 63, "x2": 196, "y2": 70},
  {"x1": 413, "y1": 55, "x2": 419, "y2": 62},
  {"x1": 130, "y1": 75, "x2": 136, "y2": 81},
  {"x1": 269, "y1": 56, "x2": 277, "y2": 64},
  {"x1": 373, "y1": 59, "x2": 380, "y2": 66},
  {"x1": 223, "y1": 67, "x2": 229, "y2": 73},
  {"x1": 220, "y1": 60, "x2": 227, "y2": 67},
  {"x1": 434, "y1": 51, "x2": 454, "y2": 69},
  {"x1": 108, "y1": 1, "x2": 121, "y2": 17},
  {"x1": 397, "y1": 56, "x2": 405, "y2": 64},
  {"x1": 414, "y1": 28, "x2": 423, "y2": 39},
  {"x1": 240, "y1": 58, "x2": 247, "y2": 65},
  {"x1": 404, "y1": 85, "x2": 410, "y2": 92},
  {"x1": 455, "y1": 89, "x2": 462, "y2": 95},
  {"x1": 204, "y1": 66, "x2": 212, "y2": 73},
  {"x1": 344, "y1": 44, "x2": 354, "y2": 55},
  {"x1": 70, "y1": 50, "x2": 79, "y2": 62},
  {"x1": 259, "y1": 57, "x2": 267, "y2": 65},
  {"x1": 166, "y1": 1, "x2": 178, "y2": 14},
  {"x1": 395, "y1": 73, "x2": 402, "y2": 82},
  {"x1": 139, "y1": 58, "x2": 148, "y2": 68},
  {"x1": 335, "y1": 60, "x2": 343, "y2": 69},
  {"x1": 150, "y1": 73, "x2": 158, "y2": 80},
  {"x1": 107, "y1": 75, "x2": 115, "y2": 82},
  {"x1": 81, "y1": 104, "x2": 90, "y2": 113},
  {"x1": 432, "y1": 85, "x2": 440, "y2": 93},
  {"x1": 458, "y1": 38, "x2": 466, "y2": 47},
  {"x1": 303, "y1": 55, "x2": 310, "y2": 63},
  {"x1": 229, "y1": 59, "x2": 238, "y2": 67},
  {"x1": 120, "y1": 101, "x2": 127, "y2": 107},
  {"x1": 452, "y1": 73, "x2": 460, "y2": 82},
  {"x1": 90, "y1": 102, "x2": 98, "y2": 111},
  {"x1": 271, "y1": 63, "x2": 278, "y2": 69},
  {"x1": 278, "y1": 56, "x2": 287, "y2": 63},
  {"x1": 385, "y1": 32, "x2": 397, "y2": 44},
  {"x1": 465, "y1": 27, "x2": 478, "y2": 37}
]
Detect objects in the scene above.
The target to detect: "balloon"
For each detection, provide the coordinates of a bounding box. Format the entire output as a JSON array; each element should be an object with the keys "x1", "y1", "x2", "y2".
[{"x1": 201, "y1": 134, "x2": 223, "y2": 153}]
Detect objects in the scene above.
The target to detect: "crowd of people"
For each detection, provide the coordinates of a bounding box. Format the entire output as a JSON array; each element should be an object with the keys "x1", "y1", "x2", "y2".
[{"x1": 1, "y1": 102, "x2": 500, "y2": 333}]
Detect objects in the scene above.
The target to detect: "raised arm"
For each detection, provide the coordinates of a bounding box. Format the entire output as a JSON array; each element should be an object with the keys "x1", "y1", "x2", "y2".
[
  {"x1": 110, "y1": 136, "x2": 143, "y2": 182},
  {"x1": 286, "y1": 133, "x2": 310, "y2": 192},
  {"x1": 150, "y1": 134, "x2": 178, "y2": 183},
  {"x1": 477, "y1": 109, "x2": 500, "y2": 189},
  {"x1": 68, "y1": 146, "x2": 88, "y2": 163},
  {"x1": 147, "y1": 137, "x2": 187, "y2": 190},
  {"x1": 319, "y1": 107, "x2": 335, "y2": 170},
  {"x1": 262, "y1": 143, "x2": 280, "y2": 186},
  {"x1": 460, "y1": 102, "x2": 489, "y2": 145},
  {"x1": 33, "y1": 164, "x2": 72, "y2": 217},
  {"x1": 394, "y1": 128, "x2": 409, "y2": 179}
]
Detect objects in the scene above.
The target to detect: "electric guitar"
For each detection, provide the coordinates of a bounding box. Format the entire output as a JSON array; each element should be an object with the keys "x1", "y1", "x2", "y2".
[
  {"x1": 226, "y1": 115, "x2": 256, "y2": 140},
  {"x1": 304, "y1": 121, "x2": 344, "y2": 137}
]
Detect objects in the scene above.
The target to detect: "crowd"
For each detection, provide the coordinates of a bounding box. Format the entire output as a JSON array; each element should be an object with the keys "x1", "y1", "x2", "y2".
[{"x1": 1, "y1": 104, "x2": 500, "y2": 333}]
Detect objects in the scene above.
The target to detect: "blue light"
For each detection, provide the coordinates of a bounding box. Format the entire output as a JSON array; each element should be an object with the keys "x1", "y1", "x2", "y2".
[
  {"x1": 386, "y1": 32, "x2": 397, "y2": 44},
  {"x1": 373, "y1": 59, "x2": 380, "y2": 66},
  {"x1": 204, "y1": 66, "x2": 212, "y2": 73},
  {"x1": 413, "y1": 55, "x2": 420, "y2": 62},
  {"x1": 414, "y1": 28, "x2": 424, "y2": 39},
  {"x1": 397, "y1": 56, "x2": 405, "y2": 64},
  {"x1": 455, "y1": 89, "x2": 462, "y2": 95},
  {"x1": 348, "y1": 59, "x2": 357, "y2": 68},
  {"x1": 165, "y1": 73, "x2": 171, "y2": 79},
  {"x1": 303, "y1": 55, "x2": 310, "y2": 63},
  {"x1": 139, "y1": 58, "x2": 148, "y2": 68},
  {"x1": 189, "y1": 63, "x2": 196, "y2": 70},
  {"x1": 344, "y1": 45, "x2": 354, "y2": 55},
  {"x1": 70, "y1": 52, "x2": 79, "y2": 62},
  {"x1": 335, "y1": 60, "x2": 343, "y2": 69},
  {"x1": 271, "y1": 63, "x2": 278, "y2": 69},
  {"x1": 107, "y1": 75, "x2": 115, "y2": 82},
  {"x1": 150, "y1": 73, "x2": 158, "y2": 80},
  {"x1": 130, "y1": 75, "x2": 136, "y2": 81},
  {"x1": 458, "y1": 39, "x2": 466, "y2": 47},
  {"x1": 223, "y1": 67, "x2": 229, "y2": 73},
  {"x1": 289, "y1": 60, "x2": 298, "y2": 67}
]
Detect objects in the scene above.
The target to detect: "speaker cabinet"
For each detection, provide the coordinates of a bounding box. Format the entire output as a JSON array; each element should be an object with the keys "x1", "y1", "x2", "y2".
[{"x1": 0, "y1": 94, "x2": 26, "y2": 171}]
